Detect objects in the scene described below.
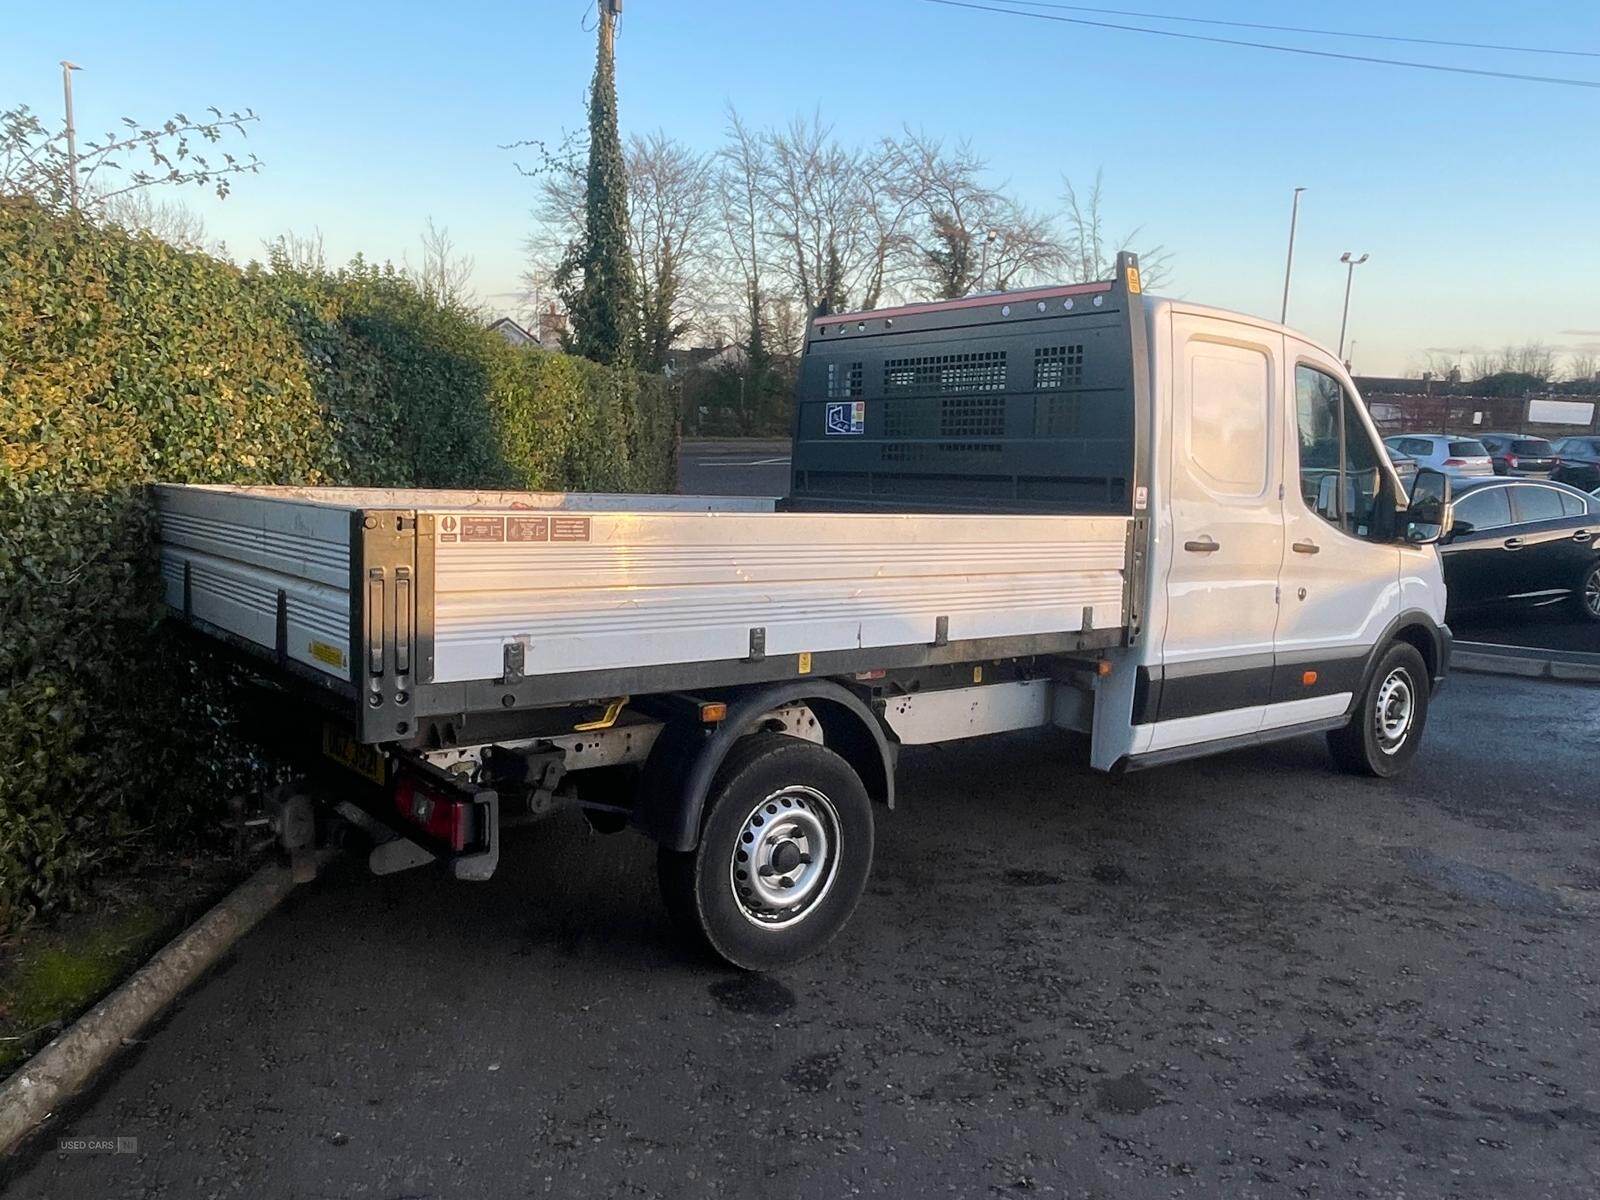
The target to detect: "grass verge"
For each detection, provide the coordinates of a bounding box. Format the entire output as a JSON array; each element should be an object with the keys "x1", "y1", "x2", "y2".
[{"x1": 0, "y1": 856, "x2": 245, "y2": 1076}]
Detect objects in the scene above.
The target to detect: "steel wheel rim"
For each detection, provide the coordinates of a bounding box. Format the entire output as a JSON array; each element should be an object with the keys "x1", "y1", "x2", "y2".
[
  {"x1": 729, "y1": 785, "x2": 841, "y2": 930},
  {"x1": 1584, "y1": 567, "x2": 1600, "y2": 617},
  {"x1": 1373, "y1": 667, "x2": 1414, "y2": 754}
]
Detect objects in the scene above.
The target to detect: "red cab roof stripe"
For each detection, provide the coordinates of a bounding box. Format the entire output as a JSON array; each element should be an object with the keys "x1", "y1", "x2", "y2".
[{"x1": 811, "y1": 280, "x2": 1115, "y2": 328}]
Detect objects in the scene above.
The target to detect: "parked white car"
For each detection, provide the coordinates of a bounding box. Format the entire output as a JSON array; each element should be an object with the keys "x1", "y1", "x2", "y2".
[{"x1": 1384, "y1": 434, "x2": 1495, "y2": 480}]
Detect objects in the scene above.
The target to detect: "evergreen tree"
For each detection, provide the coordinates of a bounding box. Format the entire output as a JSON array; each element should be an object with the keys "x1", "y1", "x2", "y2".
[{"x1": 561, "y1": 3, "x2": 637, "y2": 366}]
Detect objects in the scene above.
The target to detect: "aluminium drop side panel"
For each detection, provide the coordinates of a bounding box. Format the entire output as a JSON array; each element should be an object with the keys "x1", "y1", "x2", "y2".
[
  {"x1": 153, "y1": 484, "x2": 356, "y2": 685},
  {"x1": 423, "y1": 509, "x2": 1131, "y2": 684}
]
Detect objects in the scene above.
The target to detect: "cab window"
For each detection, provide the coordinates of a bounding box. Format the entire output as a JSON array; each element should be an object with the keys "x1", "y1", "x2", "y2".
[{"x1": 1294, "y1": 365, "x2": 1386, "y2": 540}]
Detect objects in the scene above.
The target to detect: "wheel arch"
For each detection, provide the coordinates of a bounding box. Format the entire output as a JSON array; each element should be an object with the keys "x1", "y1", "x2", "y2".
[
  {"x1": 632, "y1": 679, "x2": 896, "y2": 853},
  {"x1": 1361, "y1": 611, "x2": 1450, "y2": 704}
]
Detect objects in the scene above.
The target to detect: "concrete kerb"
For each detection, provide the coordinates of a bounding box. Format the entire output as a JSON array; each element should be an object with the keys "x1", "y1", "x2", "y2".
[
  {"x1": 1452, "y1": 640, "x2": 1600, "y2": 685},
  {"x1": 0, "y1": 855, "x2": 329, "y2": 1157}
]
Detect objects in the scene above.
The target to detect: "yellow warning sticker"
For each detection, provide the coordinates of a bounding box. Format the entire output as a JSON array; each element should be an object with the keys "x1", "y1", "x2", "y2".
[
  {"x1": 798, "y1": 651, "x2": 813, "y2": 675},
  {"x1": 1126, "y1": 266, "x2": 1142, "y2": 294},
  {"x1": 310, "y1": 639, "x2": 347, "y2": 669}
]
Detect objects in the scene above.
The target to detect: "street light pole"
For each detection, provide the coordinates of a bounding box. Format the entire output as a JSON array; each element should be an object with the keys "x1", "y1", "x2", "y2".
[
  {"x1": 1279, "y1": 186, "x2": 1305, "y2": 325},
  {"x1": 60, "y1": 60, "x2": 82, "y2": 211},
  {"x1": 1337, "y1": 251, "x2": 1369, "y2": 360},
  {"x1": 979, "y1": 228, "x2": 998, "y2": 292}
]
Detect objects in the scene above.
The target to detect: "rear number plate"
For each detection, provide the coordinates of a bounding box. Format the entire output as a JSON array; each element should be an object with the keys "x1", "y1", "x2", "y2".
[{"x1": 323, "y1": 724, "x2": 386, "y2": 785}]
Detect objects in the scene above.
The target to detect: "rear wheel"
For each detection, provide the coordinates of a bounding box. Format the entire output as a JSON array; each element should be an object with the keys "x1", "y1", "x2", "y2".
[
  {"x1": 658, "y1": 733, "x2": 874, "y2": 971},
  {"x1": 1327, "y1": 642, "x2": 1430, "y2": 778},
  {"x1": 1572, "y1": 561, "x2": 1600, "y2": 623}
]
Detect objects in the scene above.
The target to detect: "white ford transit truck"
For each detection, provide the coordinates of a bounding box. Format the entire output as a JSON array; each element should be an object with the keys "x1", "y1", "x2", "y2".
[{"x1": 154, "y1": 253, "x2": 1454, "y2": 969}]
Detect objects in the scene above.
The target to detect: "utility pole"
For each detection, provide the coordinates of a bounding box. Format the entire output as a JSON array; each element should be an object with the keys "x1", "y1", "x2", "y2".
[
  {"x1": 60, "y1": 60, "x2": 82, "y2": 211},
  {"x1": 1279, "y1": 186, "x2": 1305, "y2": 324},
  {"x1": 1337, "y1": 251, "x2": 1369, "y2": 359},
  {"x1": 601, "y1": 0, "x2": 622, "y2": 54}
]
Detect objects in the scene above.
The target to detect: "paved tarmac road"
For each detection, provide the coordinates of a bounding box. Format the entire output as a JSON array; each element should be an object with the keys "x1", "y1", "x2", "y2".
[
  {"x1": 8, "y1": 673, "x2": 1599, "y2": 1199},
  {"x1": 678, "y1": 439, "x2": 790, "y2": 499},
  {"x1": 7, "y1": 444, "x2": 1599, "y2": 1199}
]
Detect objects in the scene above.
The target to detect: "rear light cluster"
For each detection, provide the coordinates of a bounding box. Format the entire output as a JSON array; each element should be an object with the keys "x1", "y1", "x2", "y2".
[
  {"x1": 1505, "y1": 455, "x2": 1519, "y2": 469},
  {"x1": 393, "y1": 774, "x2": 473, "y2": 851}
]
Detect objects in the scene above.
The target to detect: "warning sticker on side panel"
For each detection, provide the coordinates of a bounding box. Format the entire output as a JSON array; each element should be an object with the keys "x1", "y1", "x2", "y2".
[
  {"x1": 551, "y1": 516, "x2": 591, "y2": 543},
  {"x1": 461, "y1": 516, "x2": 506, "y2": 543},
  {"x1": 507, "y1": 515, "x2": 550, "y2": 542},
  {"x1": 825, "y1": 400, "x2": 865, "y2": 435}
]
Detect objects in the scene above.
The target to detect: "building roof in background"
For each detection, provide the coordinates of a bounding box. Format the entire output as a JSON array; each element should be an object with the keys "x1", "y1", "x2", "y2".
[{"x1": 487, "y1": 317, "x2": 536, "y2": 346}]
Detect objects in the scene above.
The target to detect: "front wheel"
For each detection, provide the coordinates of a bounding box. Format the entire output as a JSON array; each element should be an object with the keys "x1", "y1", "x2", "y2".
[
  {"x1": 1572, "y1": 561, "x2": 1600, "y2": 623},
  {"x1": 658, "y1": 734, "x2": 874, "y2": 971},
  {"x1": 1327, "y1": 642, "x2": 1430, "y2": 778}
]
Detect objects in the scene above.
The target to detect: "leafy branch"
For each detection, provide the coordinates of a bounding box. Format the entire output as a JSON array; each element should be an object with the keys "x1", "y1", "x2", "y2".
[{"x1": 1, "y1": 102, "x2": 261, "y2": 212}]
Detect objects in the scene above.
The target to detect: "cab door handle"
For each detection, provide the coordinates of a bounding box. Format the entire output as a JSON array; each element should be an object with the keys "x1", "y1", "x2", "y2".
[
  {"x1": 1574, "y1": 530, "x2": 1594, "y2": 543},
  {"x1": 1184, "y1": 537, "x2": 1221, "y2": 554},
  {"x1": 1291, "y1": 540, "x2": 1320, "y2": 555},
  {"x1": 1503, "y1": 537, "x2": 1525, "y2": 550}
]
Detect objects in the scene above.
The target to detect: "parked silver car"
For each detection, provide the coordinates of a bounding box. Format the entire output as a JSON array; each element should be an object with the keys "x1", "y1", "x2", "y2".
[{"x1": 1384, "y1": 434, "x2": 1495, "y2": 480}]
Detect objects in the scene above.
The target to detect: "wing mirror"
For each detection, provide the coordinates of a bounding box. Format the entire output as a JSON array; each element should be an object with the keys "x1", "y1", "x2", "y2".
[{"x1": 1403, "y1": 468, "x2": 1452, "y2": 545}]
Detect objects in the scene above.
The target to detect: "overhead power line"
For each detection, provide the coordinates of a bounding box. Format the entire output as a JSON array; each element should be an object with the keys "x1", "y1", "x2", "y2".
[
  {"x1": 916, "y1": 0, "x2": 1600, "y2": 89},
  {"x1": 1002, "y1": 0, "x2": 1600, "y2": 60}
]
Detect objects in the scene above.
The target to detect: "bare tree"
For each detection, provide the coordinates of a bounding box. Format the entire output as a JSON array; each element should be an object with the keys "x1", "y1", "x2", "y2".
[
  {"x1": 518, "y1": 132, "x2": 586, "y2": 314},
  {"x1": 1061, "y1": 171, "x2": 1171, "y2": 288},
  {"x1": 896, "y1": 131, "x2": 992, "y2": 299},
  {"x1": 99, "y1": 190, "x2": 209, "y2": 251},
  {"x1": 1468, "y1": 351, "x2": 1502, "y2": 381},
  {"x1": 411, "y1": 217, "x2": 476, "y2": 307},
  {"x1": 1499, "y1": 341, "x2": 1557, "y2": 381},
  {"x1": 1421, "y1": 349, "x2": 1465, "y2": 379},
  {"x1": 755, "y1": 112, "x2": 920, "y2": 314},
  {"x1": 756, "y1": 112, "x2": 868, "y2": 314},
  {"x1": 627, "y1": 132, "x2": 716, "y2": 371},
  {"x1": 261, "y1": 228, "x2": 328, "y2": 273},
  {"x1": 1569, "y1": 351, "x2": 1599, "y2": 383},
  {"x1": 717, "y1": 106, "x2": 770, "y2": 349},
  {"x1": 981, "y1": 199, "x2": 1067, "y2": 291}
]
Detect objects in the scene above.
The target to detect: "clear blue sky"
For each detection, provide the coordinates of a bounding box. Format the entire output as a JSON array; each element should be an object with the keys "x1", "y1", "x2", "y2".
[{"x1": 8, "y1": 0, "x2": 1599, "y2": 374}]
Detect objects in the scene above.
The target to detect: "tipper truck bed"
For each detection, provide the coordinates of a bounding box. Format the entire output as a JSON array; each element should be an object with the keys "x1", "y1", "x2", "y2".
[{"x1": 154, "y1": 255, "x2": 1455, "y2": 969}]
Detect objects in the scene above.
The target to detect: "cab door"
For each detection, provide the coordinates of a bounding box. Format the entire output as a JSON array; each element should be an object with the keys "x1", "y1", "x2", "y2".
[
  {"x1": 1272, "y1": 347, "x2": 1401, "y2": 721},
  {"x1": 1150, "y1": 315, "x2": 1284, "y2": 747}
]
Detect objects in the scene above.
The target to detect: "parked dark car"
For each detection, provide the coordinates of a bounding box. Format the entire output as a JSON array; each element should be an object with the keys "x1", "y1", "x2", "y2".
[
  {"x1": 1477, "y1": 432, "x2": 1556, "y2": 477},
  {"x1": 1439, "y1": 478, "x2": 1600, "y2": 622},
  {"x1": 1550, "y1": 436, "x2": 1600, "y2": 491}
]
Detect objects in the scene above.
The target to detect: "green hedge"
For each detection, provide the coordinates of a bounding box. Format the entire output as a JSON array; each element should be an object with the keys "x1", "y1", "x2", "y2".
[{"x1": 0, "y1": 198, "x2": 676, "y2": 929}]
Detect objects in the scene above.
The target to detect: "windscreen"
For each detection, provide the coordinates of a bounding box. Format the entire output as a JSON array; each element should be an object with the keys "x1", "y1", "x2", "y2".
[
  {"x1": 1514, "y1": 439, "x2": 1553, "y2": 454},
  {"x1": 1449, "y1": 440, "x2": 1489, "y2": 456}
]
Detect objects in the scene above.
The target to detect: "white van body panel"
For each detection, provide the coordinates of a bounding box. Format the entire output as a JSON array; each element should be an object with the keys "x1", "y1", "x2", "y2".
[{"x1": 1092, "y1": 298, "x2": 1438, "y2": 769}]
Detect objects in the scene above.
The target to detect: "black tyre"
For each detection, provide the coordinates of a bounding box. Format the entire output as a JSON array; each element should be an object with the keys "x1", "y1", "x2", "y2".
[
  {"x1": 1327, "y1": 642, "x2": 1430, "y2": 778},
  {"x1": 658, "y1": 733, "x2": 874, "y2": 971},
  {"x1": 1572, "y1": 560, "x2": 1600, "y2": 623}
]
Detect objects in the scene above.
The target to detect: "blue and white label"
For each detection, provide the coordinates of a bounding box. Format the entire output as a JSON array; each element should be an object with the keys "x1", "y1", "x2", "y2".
[{"x1": 825, "y1": 401, "x2": 865, "y2": 435}]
